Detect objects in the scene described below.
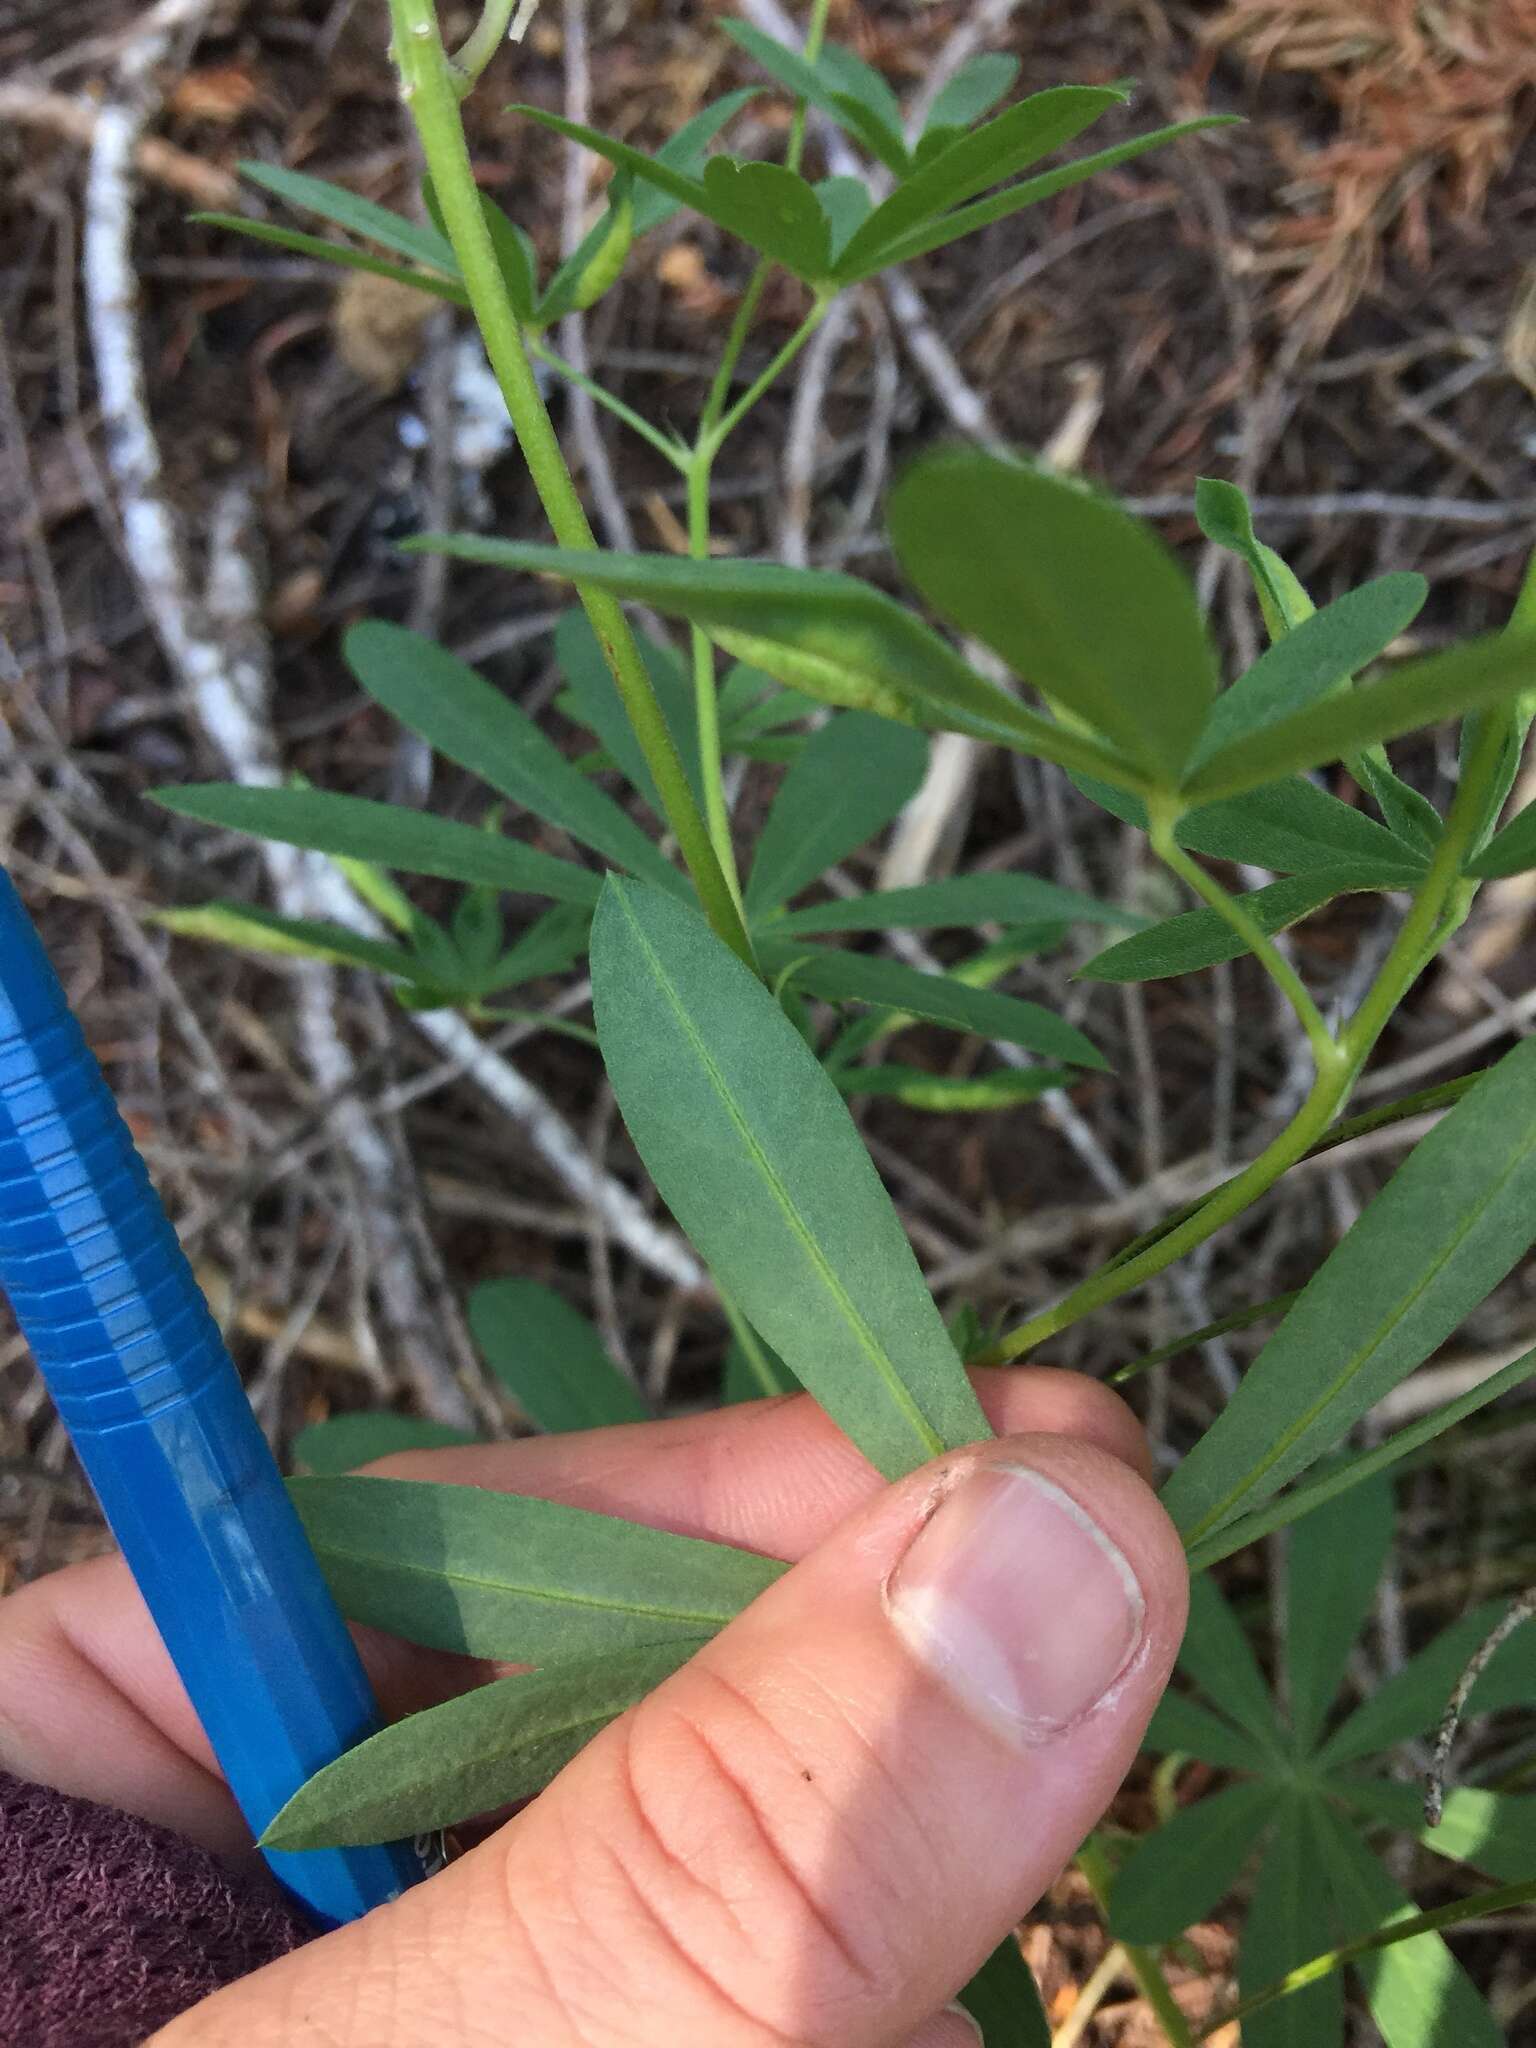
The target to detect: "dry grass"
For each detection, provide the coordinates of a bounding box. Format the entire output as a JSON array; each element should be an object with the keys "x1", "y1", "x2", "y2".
[{"x1": 1210, "y1": 0, "x2": 1536, "y2": 338}]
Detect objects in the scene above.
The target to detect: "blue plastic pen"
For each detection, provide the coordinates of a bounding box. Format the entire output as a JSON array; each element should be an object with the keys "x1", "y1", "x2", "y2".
[{"x1": 0, "y1": 868, "x2": 431, "y2": 1927}]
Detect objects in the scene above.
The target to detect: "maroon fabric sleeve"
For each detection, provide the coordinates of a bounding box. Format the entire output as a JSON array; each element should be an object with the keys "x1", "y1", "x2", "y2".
[{"x1": 0, "y1": 1770, "x2": 314, "y2": 2045}]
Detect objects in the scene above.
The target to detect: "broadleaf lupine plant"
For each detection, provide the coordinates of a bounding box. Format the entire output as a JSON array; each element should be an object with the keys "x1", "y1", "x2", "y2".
[{"x1": 156, "y1": 5, "x2": 1536, "y2": 2041}]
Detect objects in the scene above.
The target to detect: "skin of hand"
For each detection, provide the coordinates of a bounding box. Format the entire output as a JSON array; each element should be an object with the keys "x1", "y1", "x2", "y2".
[{"x1": 0, "y1": 1367, "x2": 1186, "y2": 2048}]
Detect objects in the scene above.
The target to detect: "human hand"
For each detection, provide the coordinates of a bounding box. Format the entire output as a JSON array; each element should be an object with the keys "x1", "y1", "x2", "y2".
[{"x1": 0, "y1": 1368, "x2": 1185, "y2": 2046}]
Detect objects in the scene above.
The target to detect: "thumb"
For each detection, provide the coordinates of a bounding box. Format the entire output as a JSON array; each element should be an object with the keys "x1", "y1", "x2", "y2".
[{"x1": 163, "y1": 1434, "x2": 1186, "y2": 2048}]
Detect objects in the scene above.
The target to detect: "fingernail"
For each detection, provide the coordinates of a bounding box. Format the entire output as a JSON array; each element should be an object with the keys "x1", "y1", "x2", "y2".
[{"x1": 886, "y1": 1462, "x2": 1145, "y2": 1744}]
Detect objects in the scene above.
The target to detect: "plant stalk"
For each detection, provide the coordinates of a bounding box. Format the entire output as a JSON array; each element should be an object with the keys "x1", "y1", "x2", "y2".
[
  {"x1": 387, "y1": 0, "x2": 756, "y2": 968},
  {"x1": 1078, "y1": 1837, "x2": 1195, "y2": 2048}
]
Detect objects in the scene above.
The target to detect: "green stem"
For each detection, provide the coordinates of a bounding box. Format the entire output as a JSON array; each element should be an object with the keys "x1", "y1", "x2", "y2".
[
  {"x1": 526, "y1": 334, "x2": 688, "y2": 468},
  {"x1": 705, "y1": 295, "x2": 833, "y2": 453},
  {"x1": 685, "y1": 459, "x2": 748, "y2": 922},
  {"x1": 387, "y1": 0, "x2": 755, "y2": 970},
  {"x1": 1078, "y1": 1838, "x2": 1196, "y2": 2048},
  {"x1": 784, "y1": 0, "x2": 833, "y2": 171},
  {"x1": 449, "y1": 0, "x2": 518, "y2": 90},
  {"x1": 1200, "y1": 1876, "x2": 1536, "y2": 2040},
  {"x1": 1149, "y1": 806, "x2": 1340, "y2": 1071},
  {"x1": 984, "y1": 1061, "x2": 1349, "y2": 1364},
  {"x1": 985, "y1": 725, "x2": 1516, "y2": 1370}
]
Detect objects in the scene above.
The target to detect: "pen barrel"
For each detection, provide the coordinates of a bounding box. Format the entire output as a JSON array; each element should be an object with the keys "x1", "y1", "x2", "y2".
[{"x1": 0, "y1": 873, "x2": 426, "y2": 1924}]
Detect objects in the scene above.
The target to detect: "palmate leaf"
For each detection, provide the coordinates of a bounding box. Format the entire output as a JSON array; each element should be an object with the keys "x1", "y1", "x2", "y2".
[
  {"x1": 264, "y1": 1643, "x2": 696, "y2": 1850},
  {"x1": 1196, "y1": 476, "x2": 1314, "y2": 639},
  {"x1": 1469, "y1": 794, "x2": 1536, "y2": 879},
  {"x1": 1285, "y1": 1473, "x2": 1395, "y2": 1753},
  {"x1": 468, "y1": 1277, "x2": 649, "y2": 1433},
  {"x1": 591, "y1": 879, "x2": 989, "y2": 1478},
  {"x1": 1110, "y1": 1780, "x2": 1278, "y2": 1945},
  {"x1": 1312, "y1": 1801, "x2": 1503, "y2": 2048},
  {"x1": 888, "y1": 451, "x2": 1218, "y2": 781},
  {"x1": 744, "y1": 713, "x2": 928, "y2": 915},
  {"x1": 633, "y1": 88, "x2": 763, "y2": 234},
  {"x1": 291, "y1": 1475, "x2": 784, "y2": 1661},
  {"x1": 152, "y1": 784, "x2": 603, "y2": 908},
  {"x1": 1165, "y1": 1039, "x2": 1536, "y2": 1543},
  {"x1": 343, "y1": 621, "x2": 681, "y2": 894},
  {"x1": 1187, "y1": 574, "x2": 1428, "y2": 770},
  {"x1": 290, "y1": 1414, "x2": 477, "y2": 1475},
  {"x1": 767, "y1": 870, "x2": 1135, "y2": 938},
  {"x1": 767, "y1": 943, "x2": 1108, "y2": 1070},
  {"x1": 1080, "y1": 863, "x2": 1421, "y2": 981},
  {"x1": 410, "y1": 536, "x2": 1144, "y2": 789}
]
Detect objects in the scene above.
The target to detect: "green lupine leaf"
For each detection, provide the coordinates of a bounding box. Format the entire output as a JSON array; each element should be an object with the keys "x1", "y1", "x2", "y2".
[
  {"x1": 152, "y1": 784, "x2": 602, "y2": 908},
  {"x1": 768, "y1": 871, "x2": 1136, "y2": 938},
  {"x1": 591, "y1": 880, "x2": 989, "y2": 1478},
  {"x1": 482, "y1": 904, "x2": 592, "y2": 993},
  {"x1": 1187, "y1": 1343, "x2": 1536, "y2": 1572},
  {"x1": 1469, "y1": 795, "x2": 1536, "y2": 879},
  {"x1": 1240, "y1": 1796, "x2": 1345, "y2": 2048},
  {"x1": 192, "y1": 214, "x2": 468, "y2": 304},
  {"x1": 957, "y1": 1934, "x2": 1051, "y2": 2048},
  {"x1": 815, "y1": 175, "x2": 875, "y2": 262},
  {"x1": 423, "y1": 176, "x2": 536, "y2": 317},
  {"x1": 1338, "y1": 1782, "x2": 1536, "y2": 1884},
  {"x1": 719, "y1": 24, "x2": 908, "y2": 174},
  {"x1": 238, "y1": 161, "x2": 457, "y2": 273},
  {"x1": 537, "y1": 176, "x2": 635, "y2": 323},
  {"x1": 771, "y1": 944, "x2": 1108, "y2": 1069},
  {"x1": 291, "y1": 1474, "x2": 784, "y2": 1660},
  {"x1": 1110, "y1": 1781, "x2": 1278, "y2": 1945},
  {"x1": 925, "y1": 53, "x2": 1021, "y2": 135},
  {"x1": 151, "y1": 901, "x2": 420, "y2": 980},
  {"x1": 1285, "y1": 1474, "x2": 1396, "y2": 1753},
  {"x1": 835, "y1": 85, "x2": 1126, "y2": 276},
  {"x1": 1165, "y1": 1040, "x2": 1536, "y2": 1543},
  {"x1": 1195, "y1": 477, "x2": 1314, "y2": 639},
  {"x1": 1076, "y1": 769, "x2": 1426, "y2": 874},
  {"x1": 634, "y1": 88, "x2": 763, "y2": 234},
  {"x1": 1189, "y1": 575, "x2": 1428, "y2": 771},
  {"x1": 554, "y1": 610, "x2": 701, "y2": 819},
  {"x1": 290, "y1": 1414, "x2": 477, "y2": 1475},
  {"x1": 343, "y1": 621, "x2": 679, "y2": 893},
  {"x1": 721, "y1": 1330, "x2": 801, "y2": 1404},
  {"x1": 745, "y1": 713, "x2": 927, "y2": 914},
  {"x1": 468, "y1": 1277, "x2": 649, "y2": 1433},
  {"x1": 817, "y1": 43, "x2": 908, "y2": 165},
  {"x1": 851, "y1": 118, "x2": 1237, "y2": 281},
  {"x1": 1081, "y1": 863, "x2": 1419, "y2": 982},
  {"x1": 1312, "y1": 1802, "x2": 1503, "y2": 2048},
  {"x1": 410, "y1": 537, "x2": 1145, "y2": 789},
  {"x1": 1182, "y1": 630, "x2": 1536, "y2": 805},
  {"x1": 1178, "y1": 1573, "x2": 1286, "y2": 1753},
  {"x1": 1355, "y1": 751, "x2": 1444, "y2": 854},
  {"x1": 1320, "y1": 1595, "x2": 1536, "y2": 1769},
  {"x1": 1142, "y1": 1688, "x2": 1271, "y2": 1772},
  {"x1": 264, "y1": 1644, "x2": 695, "y2": 1849},
  {"x1": 717, "y1": 664, "x2": 817, "y2": 739},
  {"x1": 889, "y1": 450, "x2": 1218, "y2": 781},
  {"x1": 833, "y1": 1064, "x2": 1074, "y2": 1111},
  {"x1": 513, "y1": 109, "x2": 834, "y2": 277}
]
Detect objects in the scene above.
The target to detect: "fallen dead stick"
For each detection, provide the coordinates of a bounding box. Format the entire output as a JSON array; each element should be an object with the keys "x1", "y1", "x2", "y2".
[{"x1": 0, "y1": 80, "x2": 237, "y2": 208}]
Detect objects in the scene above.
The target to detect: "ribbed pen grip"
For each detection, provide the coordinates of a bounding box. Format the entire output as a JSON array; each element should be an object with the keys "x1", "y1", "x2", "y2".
[{"x1": 0, "y1": 872, "x2": 428, "y2": 1925}]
